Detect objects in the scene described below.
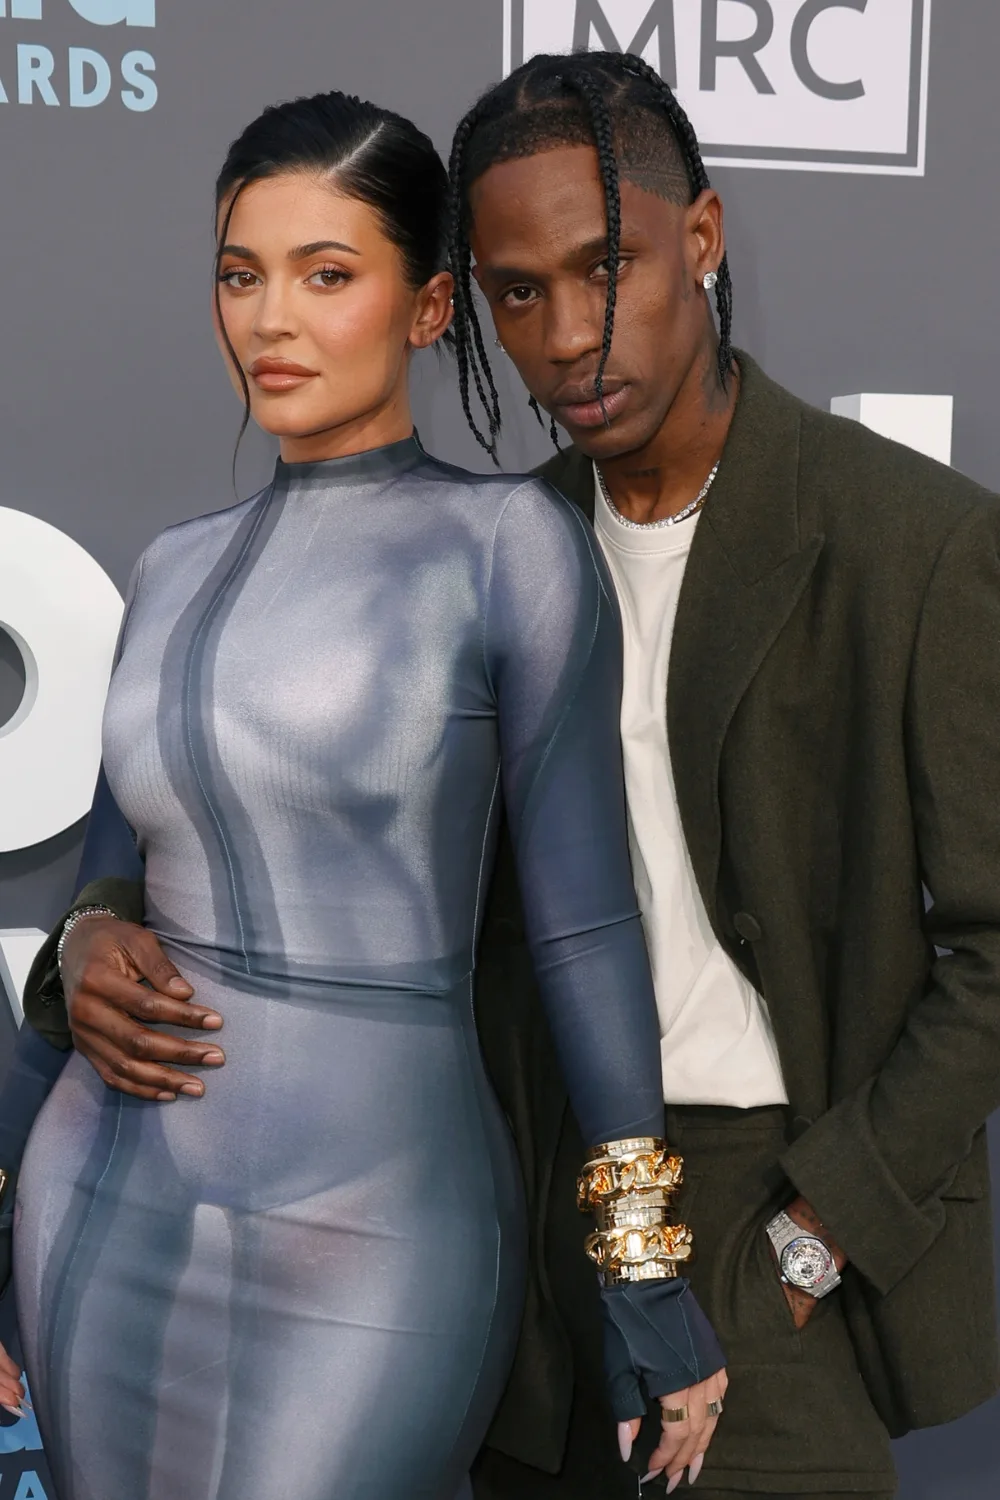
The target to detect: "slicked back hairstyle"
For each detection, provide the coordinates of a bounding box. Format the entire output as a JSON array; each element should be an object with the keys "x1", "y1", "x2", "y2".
[
  {"x1": 214, "y1": 90, "x2": 450, "y2": 468},
  {"x1": 448, "y1": 50, "x2": 734, "y2": 462}
]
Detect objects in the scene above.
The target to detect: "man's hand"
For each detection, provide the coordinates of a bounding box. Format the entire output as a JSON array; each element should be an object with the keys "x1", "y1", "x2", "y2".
[
  {"x1": 771, "y1": 1196, "x2": 847, "y2": 1329},
  {"x1": 62, "y1": 916, "x2": 225, "y2": 1101}
]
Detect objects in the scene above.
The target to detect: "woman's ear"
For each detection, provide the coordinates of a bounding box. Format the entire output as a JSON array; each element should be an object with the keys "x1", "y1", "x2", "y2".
[{"x1": 410, "y1": 271, "x2": 455, "y2": 350}]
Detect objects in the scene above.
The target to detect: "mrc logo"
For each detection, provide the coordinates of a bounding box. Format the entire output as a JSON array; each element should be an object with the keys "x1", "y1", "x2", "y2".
[{"x1": 503, "y1": 0, "x2": 932, "y2": 175}]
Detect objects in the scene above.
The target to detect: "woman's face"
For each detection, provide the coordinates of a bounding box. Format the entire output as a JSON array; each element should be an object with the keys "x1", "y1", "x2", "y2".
[{"x1": 215, "y1": 171, "x2": 452, "y2": 462}]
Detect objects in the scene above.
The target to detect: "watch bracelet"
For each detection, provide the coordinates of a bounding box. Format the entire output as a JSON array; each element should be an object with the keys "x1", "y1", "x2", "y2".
[{"x1": 56, "y1": 905, "x2": 117, "y2": 975}]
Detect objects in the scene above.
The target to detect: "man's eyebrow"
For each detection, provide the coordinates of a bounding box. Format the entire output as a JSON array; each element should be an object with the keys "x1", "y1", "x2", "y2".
[{"x1": 478, "y1": 236, "x2": 612, "y2": 281}]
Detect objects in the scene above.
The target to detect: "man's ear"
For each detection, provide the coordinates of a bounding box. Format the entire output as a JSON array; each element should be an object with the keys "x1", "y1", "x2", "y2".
[{"x1": 686, "y1": 188, "x2": 725, "y2": 288}]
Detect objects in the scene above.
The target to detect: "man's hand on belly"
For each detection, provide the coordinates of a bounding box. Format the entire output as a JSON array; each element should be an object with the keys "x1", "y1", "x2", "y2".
[{"x1": 62, "y1": 917, "x2": 226, "y2": 1102}]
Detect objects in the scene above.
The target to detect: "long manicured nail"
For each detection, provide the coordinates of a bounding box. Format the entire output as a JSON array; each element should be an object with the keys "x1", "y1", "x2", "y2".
[
  {"x1": 688, "y1": 1453, "x2": 704, "y2": 1484},
  {"x1": 666, "y1": 1473, "x2": 683, "y2": 1495},
  {"x1": 617, "y1": 1422, "x2": 633, "y2": 1462},
  {"x1": 2, "y1": 1405, "x2": 22, "y2": 1417},
  {"x1": 202, "y1": 1050, "x2": 225, "y2": 1065},
  {"x1": 641, "y1": 1469, "x2": 664, "y2": 1484}
]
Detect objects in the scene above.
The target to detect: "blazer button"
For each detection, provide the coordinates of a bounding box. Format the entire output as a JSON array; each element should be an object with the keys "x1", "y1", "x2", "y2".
[{"x1": 733, "y1": 911, "x2": 763, "y2": 942}]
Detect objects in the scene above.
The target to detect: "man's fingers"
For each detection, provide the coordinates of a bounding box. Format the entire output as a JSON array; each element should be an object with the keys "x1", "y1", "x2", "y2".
[
  {"x1": 0, "y1": 1347, "x2": 21, "y2": 1381},
  {"x1": 120, "y1": 929, "x2": 196, "y2": 1000},
  {"x1": 73, "y1": 1023, "x2": 219, "y2": 1100},
  {"x1": 73, "y1": 969, "x2": 222, "y2": 1035}
]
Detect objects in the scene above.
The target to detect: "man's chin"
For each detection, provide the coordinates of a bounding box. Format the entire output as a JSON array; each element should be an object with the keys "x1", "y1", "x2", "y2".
[{"x1": 559, "y1": 414, "x2": 656, "y2": 463}]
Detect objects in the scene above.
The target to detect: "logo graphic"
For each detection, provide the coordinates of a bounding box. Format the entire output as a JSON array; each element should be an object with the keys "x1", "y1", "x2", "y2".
[
  {"x1": 0, "y1": 0, "x2": 157, "y2": 111},
  {"x1": 0, "y1": 508, "x2": 122, "y2": 853},
  {"x1": 503, "y1": 0, "x2": 932, "y2": 175}
]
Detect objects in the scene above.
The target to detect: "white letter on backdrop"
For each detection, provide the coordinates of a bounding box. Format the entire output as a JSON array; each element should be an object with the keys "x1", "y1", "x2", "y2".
[{"x1": 0, "y1": 507, "x2": 122, "y2": 852}]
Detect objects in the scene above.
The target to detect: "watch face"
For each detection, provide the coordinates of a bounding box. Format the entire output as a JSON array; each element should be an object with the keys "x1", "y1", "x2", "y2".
[{"x1": 780, "y1": 1235, "x2": 834, "y2": 1291}]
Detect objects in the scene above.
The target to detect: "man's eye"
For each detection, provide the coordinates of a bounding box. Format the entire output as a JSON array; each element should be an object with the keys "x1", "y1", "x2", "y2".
[{"x1": 501, "y1": 286, "x2": 537, "y2": 307}]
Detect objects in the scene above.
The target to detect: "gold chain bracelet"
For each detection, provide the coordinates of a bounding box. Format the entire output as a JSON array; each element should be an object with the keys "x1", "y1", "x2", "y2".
[{"x1": 577, "y1": 1136, "x2": 693, "y2": 1286}]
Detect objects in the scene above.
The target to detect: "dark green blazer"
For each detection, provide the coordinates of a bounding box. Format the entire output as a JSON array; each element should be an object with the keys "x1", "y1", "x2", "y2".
[{"x1": 24, "y1": 353, "x2": 1000, "y2": 1468}]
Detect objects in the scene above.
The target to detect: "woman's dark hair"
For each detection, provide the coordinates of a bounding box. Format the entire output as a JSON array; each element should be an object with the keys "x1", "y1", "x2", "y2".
[
  {"x1": 448, "y1": 51, "x2": 734, "y2": 462},
  {"x1": 214, "y1": 90, "x2": 450, "y2": 457}
]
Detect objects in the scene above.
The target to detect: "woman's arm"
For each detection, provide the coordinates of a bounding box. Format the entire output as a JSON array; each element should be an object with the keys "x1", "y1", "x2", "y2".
[{"x1": 486, "y1": 481, "x2": 726, "y2": 1465}]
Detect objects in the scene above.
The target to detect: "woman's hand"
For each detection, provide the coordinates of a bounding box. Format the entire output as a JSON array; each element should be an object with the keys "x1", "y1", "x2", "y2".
[
  {"x1": 0, "y1": 1341, "x2": 28, "y2": 1419},
  {"x1": 620, "y1": 1366, "x2": 728, "y2": 1491},
  {"x1": 62, "y1": 916, "x2": 225, "y2": 1101}
]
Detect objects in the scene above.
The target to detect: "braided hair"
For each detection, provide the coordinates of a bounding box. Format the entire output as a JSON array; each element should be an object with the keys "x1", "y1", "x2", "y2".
[{"x1": 448, "y1": 51, "x2": 734, "y2": 462}]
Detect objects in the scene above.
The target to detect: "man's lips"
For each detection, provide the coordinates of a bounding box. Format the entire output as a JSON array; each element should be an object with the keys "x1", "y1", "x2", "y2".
[
  {"x1": 550, "y1": 383, "x2": 630, "y2": 430},
  {"x1": 248, "y1": 358, "x2": 318, "y2": 391}
]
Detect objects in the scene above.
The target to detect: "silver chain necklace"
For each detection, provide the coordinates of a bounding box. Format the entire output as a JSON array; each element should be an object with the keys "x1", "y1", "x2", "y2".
[{"x1": 597, "y1": 461, "x2": 720, "y2": 530}]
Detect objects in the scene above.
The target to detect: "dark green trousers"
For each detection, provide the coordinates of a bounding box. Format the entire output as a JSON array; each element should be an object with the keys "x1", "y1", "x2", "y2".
[{"x1": 473, "y1": 1106, "x2": 897, "y2": 1500}]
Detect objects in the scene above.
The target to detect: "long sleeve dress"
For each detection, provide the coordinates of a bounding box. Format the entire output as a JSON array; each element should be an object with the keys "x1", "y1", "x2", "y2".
[{"x1": 14, "y1": 435, "x2": 673, "y2": 1500}]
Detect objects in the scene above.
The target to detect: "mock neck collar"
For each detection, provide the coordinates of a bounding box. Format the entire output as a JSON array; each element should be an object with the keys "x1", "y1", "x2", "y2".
[{"x1": 272, "y1": 433, "x2": 423, "y2": 494}]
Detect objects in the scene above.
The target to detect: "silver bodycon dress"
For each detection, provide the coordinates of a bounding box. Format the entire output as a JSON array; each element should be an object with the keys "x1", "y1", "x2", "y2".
[{"x1": 14, "y1": 436, "x2": 665, "y2": 1500}]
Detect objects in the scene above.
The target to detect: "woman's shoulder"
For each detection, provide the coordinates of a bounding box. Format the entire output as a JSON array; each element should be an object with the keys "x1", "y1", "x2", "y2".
[
  {"x1": 137, "y1": 488, "x2": 269, "y2": 572},
  {"x1": 416, "y1": 450, "x2": 588, "y2": 535}
]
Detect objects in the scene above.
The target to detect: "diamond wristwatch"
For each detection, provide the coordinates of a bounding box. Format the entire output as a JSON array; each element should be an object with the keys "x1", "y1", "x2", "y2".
[{"x1": 765, "y1": 1208, "x2": 842, "y2": 1299}]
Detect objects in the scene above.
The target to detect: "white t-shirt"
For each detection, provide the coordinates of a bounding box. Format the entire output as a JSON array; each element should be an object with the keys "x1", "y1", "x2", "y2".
[{"x1": 594, "y1": 468, "x2": 787, "y2": 1107}]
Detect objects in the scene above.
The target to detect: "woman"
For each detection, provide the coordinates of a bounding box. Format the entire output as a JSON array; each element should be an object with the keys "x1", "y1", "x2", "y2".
[{"x1": 0, "y1": 92, "x2": 724, "y2": 1497}]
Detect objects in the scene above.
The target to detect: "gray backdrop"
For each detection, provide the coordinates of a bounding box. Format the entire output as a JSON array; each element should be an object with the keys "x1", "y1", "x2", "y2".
[{"x1": 0, "y1": 2, "x2": 997, "y2": 1495}]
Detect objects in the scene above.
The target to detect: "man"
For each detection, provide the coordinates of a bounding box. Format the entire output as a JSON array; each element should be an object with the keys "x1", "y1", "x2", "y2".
[{"x1": 20, "y1": 50, "x2": 1000, "y2": 1500}]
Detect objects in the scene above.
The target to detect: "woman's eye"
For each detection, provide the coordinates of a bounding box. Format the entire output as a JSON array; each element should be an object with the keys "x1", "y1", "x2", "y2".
[
  {"x1": 220, "y1": 269, "x2": 260, "y2": 290},
  {"x1": 308, "y1": 268, "x2": 349, "y2": 289}
]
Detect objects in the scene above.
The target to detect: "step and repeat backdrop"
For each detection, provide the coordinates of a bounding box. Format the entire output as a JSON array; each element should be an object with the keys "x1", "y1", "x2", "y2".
[{"x1": 0, "y1": 2, "x2": 997, "y2": 1495}]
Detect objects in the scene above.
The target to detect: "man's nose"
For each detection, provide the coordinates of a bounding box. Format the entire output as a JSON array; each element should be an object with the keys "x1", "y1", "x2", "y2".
[{"x1": 544, "y1": 286, "x2": 604, "y2": 365}]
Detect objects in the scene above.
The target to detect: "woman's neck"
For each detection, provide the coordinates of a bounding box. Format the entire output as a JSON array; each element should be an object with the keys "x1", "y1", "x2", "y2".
[{"x1": 279, "y1": 397, "x2": 414, "y2": 465}]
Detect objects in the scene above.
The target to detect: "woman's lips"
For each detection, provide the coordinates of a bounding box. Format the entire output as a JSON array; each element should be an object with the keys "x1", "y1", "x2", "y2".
[
  {"x1": 249, "y1": 360, "x2": 317, "y2": 392},
  {"x1": 552, "y1": 384, "x2": 630, "y2": 430}
]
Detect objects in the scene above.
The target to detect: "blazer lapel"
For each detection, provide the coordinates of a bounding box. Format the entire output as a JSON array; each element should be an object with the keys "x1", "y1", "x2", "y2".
[{"x1": 667, "y1": 356, "x2": 824, "y2": 927}]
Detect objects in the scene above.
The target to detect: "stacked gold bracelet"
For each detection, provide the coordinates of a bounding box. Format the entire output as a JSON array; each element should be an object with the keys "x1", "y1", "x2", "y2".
[{"x1": 577, "y1": 1137, "x2": 693, "y2": 1285}]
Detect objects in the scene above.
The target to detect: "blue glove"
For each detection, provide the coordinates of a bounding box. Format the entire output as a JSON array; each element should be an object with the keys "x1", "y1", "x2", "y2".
[{"x1": 600, "y1": 1277, "x2": 726, "y2": 1421}]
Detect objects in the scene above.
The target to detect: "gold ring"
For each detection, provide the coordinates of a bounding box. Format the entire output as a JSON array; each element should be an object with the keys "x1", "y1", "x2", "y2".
[
  {"x1": 662, "y1": 1405, "x2": 689, "y2": 1423},
  {"x1": 706, "y1": 1399, "x2": 724, "y2": 1417}
]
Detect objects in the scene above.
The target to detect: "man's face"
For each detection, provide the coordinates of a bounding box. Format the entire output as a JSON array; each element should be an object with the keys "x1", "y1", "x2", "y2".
[{"x1": 470, "y1": 145, "x2": 715, "y2": 461}]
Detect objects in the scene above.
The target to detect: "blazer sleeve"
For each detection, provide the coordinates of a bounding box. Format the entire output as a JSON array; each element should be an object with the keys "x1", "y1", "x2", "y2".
[
  {"x1": 781, "y1": 502, "x2": 1000, "y2": 1294},
  {"x1": 22, "y1": 769, "x2": 146, "y2": 1049},
  {"x1": 22, "y1": 553, "x2": 150, "y2": 1048}
]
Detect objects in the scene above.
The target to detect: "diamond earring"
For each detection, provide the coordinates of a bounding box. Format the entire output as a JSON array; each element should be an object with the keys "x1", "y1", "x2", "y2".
[{"x1": 702, "y1": 271, "x2": 718, "y2": 291}]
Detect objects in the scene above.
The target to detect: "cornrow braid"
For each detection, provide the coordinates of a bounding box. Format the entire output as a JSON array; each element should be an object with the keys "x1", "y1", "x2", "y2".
[
  {"x1": 447, "y1": 103, "x2": 503, "y2": 462},
  {"x1": 616, "y1": 53, "x2": 733, "y2": 386},
  {"x1": 561, "y1": 69, "x2": 622, "y2": 422}
]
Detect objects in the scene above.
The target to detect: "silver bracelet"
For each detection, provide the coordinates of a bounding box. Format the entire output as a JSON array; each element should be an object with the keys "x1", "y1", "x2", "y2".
[{"x1": 56, "y1": 905, "x2": 117, "y2": 976}]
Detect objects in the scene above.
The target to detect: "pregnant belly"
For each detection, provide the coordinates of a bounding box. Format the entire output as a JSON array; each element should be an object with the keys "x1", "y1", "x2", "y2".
[{"x1": 131, "y1": 951, "x2": 496, "y2": 1213}]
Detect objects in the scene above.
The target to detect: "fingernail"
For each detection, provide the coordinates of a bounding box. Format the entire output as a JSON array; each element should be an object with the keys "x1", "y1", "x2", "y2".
[
  {"x1": 167, "y1": 979, "x2": 192, "y2": 994},
  {"x1": 180, "y1": 1084, "x2": 204, "y2": 1097},
  {"x1": 666, "y1": 1474, "x2": 683, "y2": 1495},
  {"x1": 641, "y1": 1470, "x2": 664, "y2": 1484},
  {"x1": 202, "y1": 1015, "x2": 223, "y2": 1029},
  {"x1": 2, "y1": 1405, "x2": 21, "y2": 1417},
  {"x1": 202, "y1": 1050, "x2": 225, "y2": 1065},
  {"x1": 688, "y1": 1453, "x2": 704, "y2": 1484},
  {"x1": 617, "y1": 1422, "x2": 633, "y2": 1462},
  {"x1": 156, "y1": 1092, "x2": 176, "y2": 1102}
]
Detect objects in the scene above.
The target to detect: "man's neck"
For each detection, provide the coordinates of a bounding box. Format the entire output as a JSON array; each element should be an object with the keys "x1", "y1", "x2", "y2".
[{"x1": 598, "y1": 347, "x2": 739, "y2": 525}]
